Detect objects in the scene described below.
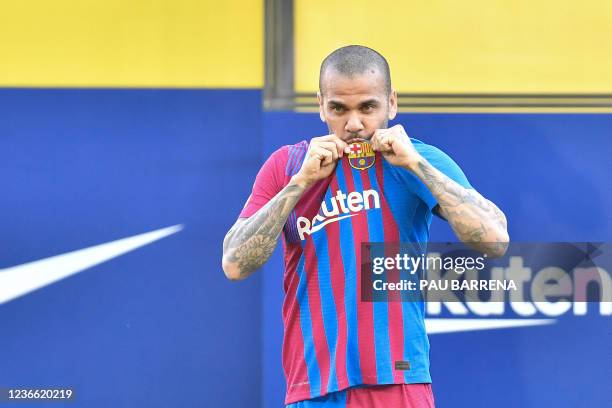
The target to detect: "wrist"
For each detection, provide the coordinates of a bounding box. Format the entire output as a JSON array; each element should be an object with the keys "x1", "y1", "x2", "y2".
[
  {"x1": 402, "y1": 154, "x2": 425, "y2": 173},
  {"x1": 289, "y1": 174, "x2": 311, "y2": 191}
]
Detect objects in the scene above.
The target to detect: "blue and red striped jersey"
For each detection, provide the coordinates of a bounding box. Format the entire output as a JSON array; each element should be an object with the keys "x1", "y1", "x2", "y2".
[{"x1": 240, "y1": 138, "x2": 471, "y2": 404}]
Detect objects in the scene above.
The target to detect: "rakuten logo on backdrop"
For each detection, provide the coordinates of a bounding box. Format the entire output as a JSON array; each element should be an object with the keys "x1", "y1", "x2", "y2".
[
  {"x1": 425, "y1": 256, "x2": 612, "y2": 317},
  {"x1": 363, "y1": 242, "x2": 612, "y2": 333}
]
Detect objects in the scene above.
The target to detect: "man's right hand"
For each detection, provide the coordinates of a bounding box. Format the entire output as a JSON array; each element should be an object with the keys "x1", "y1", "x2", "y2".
[{"x1": 291, "y1": 135, "x2": 348, "y2": 188}]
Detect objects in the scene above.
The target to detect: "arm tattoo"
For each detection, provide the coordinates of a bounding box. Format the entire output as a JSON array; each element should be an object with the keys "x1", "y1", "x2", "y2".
[
  {"x1": 223, "y1": 184, "x2": 304, "y2": 278},
  {"x1": 415, "y1": 160, "x2": 509, "y2": 256}
]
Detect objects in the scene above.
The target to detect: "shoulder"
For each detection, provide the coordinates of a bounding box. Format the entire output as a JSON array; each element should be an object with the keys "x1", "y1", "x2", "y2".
[
  {"x1": 256, "y1": 140, "x2": 309, "y2": 184},
  {"x1": 267, "y1": 140, "x2": 308, "y2": 162},
  {"x1": 282, "y1": 140, "x2": 309, "y2": 177},
  {"x1": 411, "y1": 138, "x2": 453, "y2": 161},
  {"x1": 411, "y1": 137, "x2": 465, "y2": 169},
  {"x1": 410, "y1": 137, "x2": 472, "y2": 188}
]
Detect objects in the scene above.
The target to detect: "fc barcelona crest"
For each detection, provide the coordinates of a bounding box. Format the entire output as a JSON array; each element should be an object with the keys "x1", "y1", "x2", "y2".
[{"x1": 347, "y1": 140, "x2": 375, "y2": 170}]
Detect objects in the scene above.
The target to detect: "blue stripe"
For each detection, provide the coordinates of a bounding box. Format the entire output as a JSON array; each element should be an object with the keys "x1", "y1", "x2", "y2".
[
  {"x1": 401, "y1": 202, "x2": 430, "y2": 381},
  {"x1": 334, "y1": 165, "x2": 362, "y2": 384},
  {"x1": 296, "y1": 244, "x2": 322, "y2": 397},
  {"x1": 361, "y1": 166, "x2": 392, "y2": 383},
  {"x1": 284, "y1": 211, "x2": 299, "y2": 243},
  {"x1": 285, "y1": 143, "x2": 306, "y2": 176},
  {"x1": 286, "y1": 146, "x2": 299, "y2": 176},
  {"x1": 293, "y1": 146, "x2": 307, "y2": 175},
  {"x1": 284, "y1": 144, "x2": 308, "y2": 243},
  {"x1": 380, "y1": 161, "x2": 431, "y2": 383},
  {"x1": 291, "y1": 212, "x2": 299, "y2": 238},
  {"x1": 289, "y1": 149, "x2": 300, "y2": 175},
  {"x1": 316, "y1": 188, "x2": 339, "y2": 392}
]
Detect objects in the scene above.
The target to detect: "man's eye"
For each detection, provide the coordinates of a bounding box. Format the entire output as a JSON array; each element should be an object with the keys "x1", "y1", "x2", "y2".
[
  {"x1": 331, "y1": 106, "x2": 344, "y2": 113},
  {"x1": 361, "y1": 104, "x2": 375, "y2": 112}
]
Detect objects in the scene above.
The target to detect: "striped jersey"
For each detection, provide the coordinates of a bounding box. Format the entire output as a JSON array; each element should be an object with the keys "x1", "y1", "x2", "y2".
[{"x1": 240, "y1": 138, "x2": 471, "y2": 404}]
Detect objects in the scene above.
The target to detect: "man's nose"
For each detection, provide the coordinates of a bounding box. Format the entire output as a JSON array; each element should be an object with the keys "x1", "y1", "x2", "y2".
[{"x1": 345, "y1": 112, "x2": 364, "y2": 134}]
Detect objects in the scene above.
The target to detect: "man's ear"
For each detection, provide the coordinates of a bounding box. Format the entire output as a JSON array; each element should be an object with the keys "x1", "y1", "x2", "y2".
[
  {"x1": 388, "y1": 89, "x2": 398, "y2": 120},
  {"x1": 317, "y1": 92, "x2": 326, "y2": 122}
]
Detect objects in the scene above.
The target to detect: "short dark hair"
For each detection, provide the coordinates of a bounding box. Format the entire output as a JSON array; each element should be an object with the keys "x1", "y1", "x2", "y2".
[{"x1": 319, "y1": 45, "x2": 391, "y2": 95}]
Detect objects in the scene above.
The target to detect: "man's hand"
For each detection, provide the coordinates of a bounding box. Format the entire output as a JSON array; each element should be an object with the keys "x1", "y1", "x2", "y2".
[
  {"x1": 370, "y1": 124, "x2": 422, "y2": 169},
  {"x1": 292, "y1": 135, "x2": 348, "y2": 188},
  {"x1": 222, "y1": 135, "x2": 347, "y2": 280}
]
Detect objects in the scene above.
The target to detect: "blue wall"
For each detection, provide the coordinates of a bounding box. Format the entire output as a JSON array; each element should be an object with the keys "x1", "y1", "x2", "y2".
[
  {"x1": 1, "y1": 90, "x2": 611, "y2": 407},
  {"x1": 0, "y1": 89, "x2": 263, "y2": 407}
]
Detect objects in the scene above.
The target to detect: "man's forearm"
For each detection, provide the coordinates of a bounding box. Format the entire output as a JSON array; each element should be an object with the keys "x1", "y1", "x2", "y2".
[
  {"x1": 222, "y1": 179, "x2": 306, "y2": 280},
  {"x1": 410, "y1": 158, "x2": 509, "y2": 257}
]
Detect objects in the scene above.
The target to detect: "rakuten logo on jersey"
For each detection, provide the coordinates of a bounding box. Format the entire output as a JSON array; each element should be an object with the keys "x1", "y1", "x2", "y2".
[{"x1": 297, "y1": 189, "x2": 380, "y2": 240}]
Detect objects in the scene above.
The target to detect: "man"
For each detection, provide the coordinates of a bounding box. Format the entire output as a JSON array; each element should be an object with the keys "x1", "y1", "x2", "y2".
[{"x1": 222, "y1": 45, "x2": 508, "y2": 407}]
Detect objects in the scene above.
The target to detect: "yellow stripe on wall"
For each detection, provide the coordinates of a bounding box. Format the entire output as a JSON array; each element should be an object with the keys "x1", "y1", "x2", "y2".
[
  {"x1": 295, "y1": 0, "x2": 612, "y2": 94},
  {"x1": 0, "y1": 0, "x2": 262, "y2": 88}
]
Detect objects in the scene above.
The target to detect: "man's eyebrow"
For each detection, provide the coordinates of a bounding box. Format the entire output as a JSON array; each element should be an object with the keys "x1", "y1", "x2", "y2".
[
  {"x1": 359, "y1": 99, "x2": 380, "y2": 107},
  {"x1": 327, "y1": 100, "x2": 347, "y2": 108}
]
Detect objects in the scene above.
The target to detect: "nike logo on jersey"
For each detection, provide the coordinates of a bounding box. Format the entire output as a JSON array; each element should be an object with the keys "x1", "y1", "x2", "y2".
[
  {"x1": 297, "y1": 189, "x2": 380, "y2": 240},
  {"x1": 0, "y1": 224, "x2": 183, "y2": 305}
]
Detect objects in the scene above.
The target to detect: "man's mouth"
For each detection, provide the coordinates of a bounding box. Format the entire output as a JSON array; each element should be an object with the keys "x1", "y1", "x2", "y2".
[{"x1": 346, "y1": 136, "x2": 370, "y2": 144}]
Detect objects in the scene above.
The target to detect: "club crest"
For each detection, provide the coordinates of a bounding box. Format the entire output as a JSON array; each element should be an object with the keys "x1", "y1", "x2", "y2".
[{"x1": 347, "y1": 141, "x2": 375, "y2": 170}]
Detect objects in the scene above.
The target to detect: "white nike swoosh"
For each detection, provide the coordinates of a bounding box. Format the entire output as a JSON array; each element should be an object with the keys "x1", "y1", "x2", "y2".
[
  {"x1": 425, "y1": 318, "x2": 556, "y2": 334},
  {"x1": 0, "y1": 224, "x2": 184, "y2": 305},
  {"x1": 310, "y1": 214, "x2": 357, "y2": 234}
]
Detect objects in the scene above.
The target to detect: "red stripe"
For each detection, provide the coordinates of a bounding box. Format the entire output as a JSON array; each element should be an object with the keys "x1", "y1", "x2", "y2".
[
  {"x1": 374, "y1": 156, "x2": 405, "y2": 383},
  {"x1": 283, "y1": 178, "x2": 333, "y2": 402},
  {"x1": 326, "y1": 177, "x2": 349, "y2": 390},
  {"x1": 282, "y1": 244, "x2": 311, "y2": 401},
  {"x1": 304, "y1": 238, "x2": 331, "y2": 395},
  {"x1": 341, "y1": 159, "x2": 377, "y2": 382}
]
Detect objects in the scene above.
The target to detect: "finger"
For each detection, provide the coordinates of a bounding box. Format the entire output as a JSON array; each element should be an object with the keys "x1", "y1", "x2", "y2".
[
  {"x1": 370, "y1": 129, "x2": 387, "y2": 151},
  {"x1": 310, "y1": 141, "x2": 338, "y2": 162},
  {"x1": 318, "y1": 141, "x2": 339, "y2": 162},
  {"x1": 372, "y1": 131, "x2": 394, "y2": 152},
  {"x1": 381, "y1": 134, "x2": 395, "y2": 151},
  {"x1": 331, "y1": 136, "x2": 348, "y2": 158},
  {"x1": 318, "y1": 148, "x2": 334, "y2": 166},
  {"x1": 315, "y1": 134, "x2": 348, "y2": 157},
  {"x1": 391, "y1": 124, "x2": 408, "y2": 138},
  {"x1": 311, "y1": 146, "x2": 334, "y2": 166}
]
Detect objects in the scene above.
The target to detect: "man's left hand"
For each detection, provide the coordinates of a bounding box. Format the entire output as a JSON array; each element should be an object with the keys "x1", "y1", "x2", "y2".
[{"x1": 370, "y1": 124, "x2": 422, "y2": 170}]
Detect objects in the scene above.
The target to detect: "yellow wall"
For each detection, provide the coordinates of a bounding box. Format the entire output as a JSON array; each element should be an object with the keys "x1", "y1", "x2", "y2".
[
  {"x1": 295, "y1": 0, "x2": 612, "y2": 93},
  {"x1": 0, "y1": 0, "x2": 262, "y2": 88}
]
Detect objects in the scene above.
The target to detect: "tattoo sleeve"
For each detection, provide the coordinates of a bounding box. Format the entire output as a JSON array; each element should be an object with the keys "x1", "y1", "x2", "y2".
[
  {"x1": 413, "y1": 159, "x2": 509, "y2": 257},
  {"x1": 222, "y1": 183, "x2": 305, "y2": 279}
]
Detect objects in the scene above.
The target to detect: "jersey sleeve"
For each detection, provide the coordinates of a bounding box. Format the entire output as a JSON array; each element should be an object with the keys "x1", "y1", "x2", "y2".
[
  {"x1": 239, "y1": 146, "x2": 289, "y2": 218},
  {"x1": 393, "y1": 139, "x2": 472, "y2": 211},
  {"x1": 414, "y1": 140, "x2": 472, "y2": 210}
]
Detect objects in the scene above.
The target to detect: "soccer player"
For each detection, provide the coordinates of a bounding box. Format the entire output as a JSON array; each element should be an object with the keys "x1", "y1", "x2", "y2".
[{"x1": 222, "y1": 45, "x2": 509, "y2": 407}]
